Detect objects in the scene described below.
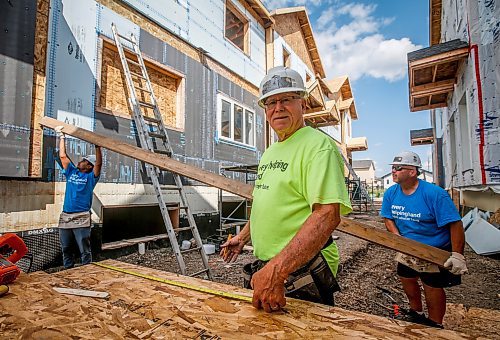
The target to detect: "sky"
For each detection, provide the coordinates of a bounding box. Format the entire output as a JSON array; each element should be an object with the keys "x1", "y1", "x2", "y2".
[{"x1": 262, "y1": 0, "x2": 433, "y2": 177}]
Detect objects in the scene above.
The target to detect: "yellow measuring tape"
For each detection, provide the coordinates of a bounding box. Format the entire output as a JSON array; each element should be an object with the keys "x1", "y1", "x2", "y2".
[{"x1": 93, "y1": 262, "x2": 252, "y2": 302}]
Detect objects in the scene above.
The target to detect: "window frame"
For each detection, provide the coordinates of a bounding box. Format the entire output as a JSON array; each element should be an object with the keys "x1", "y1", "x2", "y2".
[
  {"x1": 217, "y1": 93, "x2": 256, "y2": 148},
  {"x1": 224, "y1": 0, "x2": 250, "y2": 55}
]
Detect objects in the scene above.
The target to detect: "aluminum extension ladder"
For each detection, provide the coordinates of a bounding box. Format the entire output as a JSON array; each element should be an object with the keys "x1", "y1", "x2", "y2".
[{"x1": 111, "y1": 23, "x2": 212, "y2": 279}]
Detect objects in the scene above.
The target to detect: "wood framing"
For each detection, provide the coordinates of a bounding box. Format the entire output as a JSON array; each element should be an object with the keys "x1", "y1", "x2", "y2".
[
  {"x1": 271, "y1": 7, "x2": 325, "y2": 78},
  {"x1": 410, "y1": 128, "x2": 434, "y2": 146},
  {"x1": 408, "y1": 40, "x2": 469, "y2": 112},
  {"x1": 40, "y1": 117, "x2": 451, "y2": 266},
  {"x1": 303, "y1": 100, "x2": 339, "y2": 128},
  {"x1": 28, "y1": 0, "x2": 50, "y2": 177},
  {"x1": 225, "y1": 0, "x2": 250, "y2": 54},
  {"x1": 347, "y1": 136, "x2": 368, "y2": 152},
  {"x1": 430, "y1": 0, "x2": 442, "y2": 46},
  {"x1": 0, "y1": 260, "x2": 467, "y2": 338}
]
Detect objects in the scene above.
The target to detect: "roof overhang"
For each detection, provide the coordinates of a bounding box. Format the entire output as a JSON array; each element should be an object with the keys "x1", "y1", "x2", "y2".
[
  {"x1": 305, "y1": 78, "x2": 326, "y2": 112},
  {"x1": 338, "y1": 98, "x2": 358, "y2": 120},
  {"x1": 271, "y1": 7, "x2": 325, "y2": 78},
  {"x1": 303, "y1": 100, "x2": 340, "y2": 128},
  {"x1": 410, "y1": 128, "x2": 434, "y2": 145},
  {"x1": 347, "y1": 137, "x2": 368, "y2": 152},
  {"x1": 242, "y1": 0, "x2": 274, "y2": 28},
  {"x1": 408, "y1": 39, "x2": 469, "y2": 112},
  {"x1": 325, "y1": 76, "x2": 352, "y2": 99}
]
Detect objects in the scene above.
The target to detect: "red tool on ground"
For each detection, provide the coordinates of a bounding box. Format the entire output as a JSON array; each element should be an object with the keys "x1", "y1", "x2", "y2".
[{"x1": 0, "y1": 233, "x2": 28, "y2": 285}]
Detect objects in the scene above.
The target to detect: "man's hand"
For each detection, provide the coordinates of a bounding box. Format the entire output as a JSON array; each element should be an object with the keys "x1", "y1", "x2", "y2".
[
  {"x1": 54, "y1": 126, "x2": 65, "y2": 138},
  {"x1": 251, "y1": 263, "x2": 287, "y2": 313},
  {"x1": 444, "y1": 252, "x2": 468, "y2": 275},
  {"x1": 220, "y1": 234, "x2": 245, "y2": 262}
]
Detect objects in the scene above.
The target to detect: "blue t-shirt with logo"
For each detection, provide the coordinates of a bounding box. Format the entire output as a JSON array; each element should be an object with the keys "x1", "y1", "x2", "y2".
[
  {"x1": 380, "y1": 179, "x2": 460, "y2": 248},
  {"x1": 62, "y1": 162, "x2": 100, "y2": 213}
]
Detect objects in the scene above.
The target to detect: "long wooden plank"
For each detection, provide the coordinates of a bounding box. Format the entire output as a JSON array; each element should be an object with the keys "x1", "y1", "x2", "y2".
[
  {"x1": 41, "y1": 117, "x2": 450, "y2": 266},
  {"x1": 41, "y1": 117, "x2": 251, "y2": 198}
]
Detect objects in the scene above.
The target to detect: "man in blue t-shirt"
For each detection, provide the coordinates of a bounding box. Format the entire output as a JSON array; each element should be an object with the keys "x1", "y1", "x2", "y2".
[
  {"x1": 55, "y1": 126, "x2": 102, "y2": 269},
  {"x1": 381, "y1": 151, "x2": 467, "y2": 328}
]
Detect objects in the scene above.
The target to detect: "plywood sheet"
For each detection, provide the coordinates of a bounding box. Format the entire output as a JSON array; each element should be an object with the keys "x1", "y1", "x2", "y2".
[
  {"x1": 0, "y1": 260, "x2": 471, "y2": 339},
  {"x1": 99, "y1": 42, "x2": 178, "y2": 127}
]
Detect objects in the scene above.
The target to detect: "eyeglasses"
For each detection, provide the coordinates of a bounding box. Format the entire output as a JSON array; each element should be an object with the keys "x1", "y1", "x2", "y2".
[
  {"x1": 392, "y1": 165, "x2": 413, "y2": 172},
  {"x1": 264, "y1": 95, "x2": 301, "y2": 110}
]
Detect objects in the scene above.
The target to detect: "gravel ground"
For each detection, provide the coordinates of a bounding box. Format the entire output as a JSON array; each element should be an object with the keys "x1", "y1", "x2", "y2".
[{"x1": 114, "y1": 210, "x2": 500, "y2": 336}]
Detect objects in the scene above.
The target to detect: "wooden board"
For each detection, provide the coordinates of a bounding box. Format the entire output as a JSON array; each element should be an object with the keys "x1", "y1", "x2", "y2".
[
  {"x1": 0, "y1": 260, "x2": 471, "y2": 339},
  {"x1": 40, "y1": 117, "x2": 450, "y2": 266}
]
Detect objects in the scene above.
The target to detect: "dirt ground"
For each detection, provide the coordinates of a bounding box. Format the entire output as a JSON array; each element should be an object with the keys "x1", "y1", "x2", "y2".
[{"x1": 114, "y1": 210, "x2": 500, "y2": 336}]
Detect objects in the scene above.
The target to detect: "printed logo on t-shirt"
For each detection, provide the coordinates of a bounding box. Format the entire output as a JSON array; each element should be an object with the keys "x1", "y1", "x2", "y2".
[
  {"x1": 257, "y1": 160, "x2": 289, "y2": 180},
  {"x1": 391, "y1": 204, "x2": 421, "y2": 222},
  {"x1": 68, "y1": 173, "x2": 88, "y2": 185}
]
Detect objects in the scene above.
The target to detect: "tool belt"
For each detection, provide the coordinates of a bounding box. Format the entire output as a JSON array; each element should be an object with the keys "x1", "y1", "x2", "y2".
[{"x1": 243, "y1": 237, "x2": 340, "y2": 306}]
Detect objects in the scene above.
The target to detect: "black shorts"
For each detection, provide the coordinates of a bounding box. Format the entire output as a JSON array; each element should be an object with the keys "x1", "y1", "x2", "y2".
[{"x1": 397, "y1": 263, "x2": 461, "y2": 288}]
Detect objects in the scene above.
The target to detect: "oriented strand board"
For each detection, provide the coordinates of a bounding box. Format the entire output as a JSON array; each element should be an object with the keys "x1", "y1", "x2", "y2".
[
  {"x1": 273, "y1": 13, "x2": 315, "y2": 74},
  {"x1": 99, "y1": 42, "x2": 178, "y2": 127},
  {"x1": 0, "y1": 260, "x2": 471, "y2": 339}
]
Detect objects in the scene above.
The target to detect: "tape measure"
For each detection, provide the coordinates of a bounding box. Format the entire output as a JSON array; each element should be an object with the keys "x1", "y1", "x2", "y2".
[{"x1": 93, "y1": 262, "x2": 252, "y2": 302}]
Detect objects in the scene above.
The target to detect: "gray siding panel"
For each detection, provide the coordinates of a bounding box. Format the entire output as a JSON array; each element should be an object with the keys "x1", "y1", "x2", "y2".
[{"x1": 0, "y1": 0, "x2": 36, "y2": 177}]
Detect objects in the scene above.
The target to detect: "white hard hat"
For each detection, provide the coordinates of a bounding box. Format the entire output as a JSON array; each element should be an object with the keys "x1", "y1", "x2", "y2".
[
  {"x1": 258, "y1": 66, "x2": 308, "y2": 107},
  {"x1": 390, "y1": 151, "x2": 422, "y2": 168},
  {"x1": 83, "y1": 155, "x2": 96, "y2": 166}
]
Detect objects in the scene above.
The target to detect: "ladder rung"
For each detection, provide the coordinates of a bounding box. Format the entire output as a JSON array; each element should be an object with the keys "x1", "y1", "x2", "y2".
[
  {"x1": 149, "y1": 131, "x2": 166, "y2": 139},
  {"x1": 189, "y1": 268, "x2": 210, "y2": 278},
  {"x1": 130, "y1": 71, "x2": 146, "y2": 79},
  {"x1": 159, "y1": 185, "x2": 182, "y2": 190},
  {"x1": 179, "y1": 206, "x2": 189, "y2": 210},
  {"x1": 143, "y1": 116, "x2": 160, "y2": 123},
  {"x1": 134, "y1": 85, "x2": 151, "y2": 93},
  {"x1": 117, "y1": 33, "x2": 134, "y2": 43},
  {"x1": 126, "y1": 58, "x2": 141, "y2": 67},
  {"x1": 181, "y1": 246, "x2": 202, "y2": 255},
  {"x1": 175, "y1": 226, "x2": 194, "y2": 232},
  {"x1": 139, "y1": 101, "x2": 156, "y2": 109}
]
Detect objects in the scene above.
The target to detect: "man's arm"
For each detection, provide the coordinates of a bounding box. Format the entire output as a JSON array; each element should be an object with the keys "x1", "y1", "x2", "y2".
[
  {"x1": 250, "y1": 203, "x2": 340, "y2": 312},
  {"x1": 57, "y1": 129, "x2": 70, "y2": 170},
  {"x1": 94, "y1": 146, "x2": 102, "y2": 177},
  {"x1": 449, "y1": 220, "x2": 465, "y2": 254},
  {"x1": 220, "y1": 221, "x2": 251, "y2": 262},
  {"x1": 444, "y1": 220, "x2": 467, "y2": 274},
  {"x1": 383, "y1": 218, "x2": 400, "y2": 235}
]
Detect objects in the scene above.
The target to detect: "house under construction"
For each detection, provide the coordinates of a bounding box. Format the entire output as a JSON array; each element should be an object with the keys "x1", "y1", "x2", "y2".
[{"x1": 1, "y1": 0, "x2": 368, "y2": 270}]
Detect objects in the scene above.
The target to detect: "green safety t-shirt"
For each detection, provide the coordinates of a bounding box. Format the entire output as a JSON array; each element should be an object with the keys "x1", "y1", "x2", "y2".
[{"x1": 250, "y1": 126, "x2": 352, "y2": 276}]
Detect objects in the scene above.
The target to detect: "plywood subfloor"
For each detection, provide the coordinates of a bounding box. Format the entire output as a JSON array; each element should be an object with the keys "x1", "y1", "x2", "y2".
[{"x1": 0, "y1": 260, "x2": 472, "y2": 339}]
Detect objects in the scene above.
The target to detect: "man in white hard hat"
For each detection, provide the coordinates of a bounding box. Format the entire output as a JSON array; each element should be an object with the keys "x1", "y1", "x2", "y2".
[
  {"x1": 221, "y1": 66, "x2": 352, "y2": 312},
  {"x1": 55, "y1": 126, "x2": 102, "y2": 269},
  {"x1": 381, "y1": 151, "x2": 467, "y2": 328}
]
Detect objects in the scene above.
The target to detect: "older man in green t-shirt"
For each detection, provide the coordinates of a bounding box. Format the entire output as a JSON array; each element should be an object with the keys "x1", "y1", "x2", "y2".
[{"x1": 221, "y1": 66, "x2": 351, "y2": 312}]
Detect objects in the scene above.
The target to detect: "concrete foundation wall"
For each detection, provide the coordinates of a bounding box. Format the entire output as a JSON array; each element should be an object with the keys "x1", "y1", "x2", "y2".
[{"x1": 0, "y1": 181, "x2": 220, "y2": 233}]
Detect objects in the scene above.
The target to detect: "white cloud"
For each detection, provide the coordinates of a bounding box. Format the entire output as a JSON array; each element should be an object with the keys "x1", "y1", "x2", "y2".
[
  {"x1": 317, "y1": 8, "x2": 336, "y2": 30},
  {"x1": 315, "y1": 3, "x2": 422, "y2": 82}
]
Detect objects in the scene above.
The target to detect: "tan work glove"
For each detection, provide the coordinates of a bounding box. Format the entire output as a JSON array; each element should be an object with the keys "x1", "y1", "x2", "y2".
[
  {"x1": 54, "y1": 125, "x2": 65, "y2": 139},
  {"x1": 444, "y1": 252, "x2": 468, "y2": 275}
]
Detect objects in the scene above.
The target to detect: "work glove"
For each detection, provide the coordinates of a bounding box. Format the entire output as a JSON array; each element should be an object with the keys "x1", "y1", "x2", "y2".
[
  {"x1": 54, "y1": 125, "x2": 65, "y2": 139},
  {"x1": 444, "y1": 252, "x2": 468, "y2": 275}
]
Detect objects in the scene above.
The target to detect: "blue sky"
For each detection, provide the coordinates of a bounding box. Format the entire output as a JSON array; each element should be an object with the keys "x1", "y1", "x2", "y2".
[{"x1": 262, "y1": 0, "x2": 432, "y2": 176}]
